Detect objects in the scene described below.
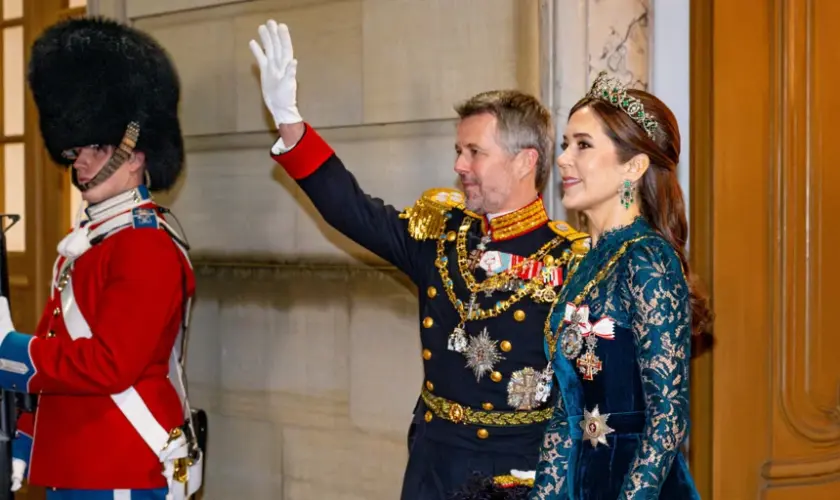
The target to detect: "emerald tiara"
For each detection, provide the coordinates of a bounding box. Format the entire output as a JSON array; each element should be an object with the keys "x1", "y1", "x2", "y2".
[{"x1": 586, "y1": 70, "x2": 660, "y2": 140}]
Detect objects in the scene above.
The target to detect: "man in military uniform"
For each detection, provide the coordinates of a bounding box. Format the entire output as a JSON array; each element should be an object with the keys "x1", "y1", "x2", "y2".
[
  {"x1": 0, "y1": 18, "x2": 203, "y2": 499},
  {"x1": 250, "y1": 20, "x2": 588, "y2": 500}
]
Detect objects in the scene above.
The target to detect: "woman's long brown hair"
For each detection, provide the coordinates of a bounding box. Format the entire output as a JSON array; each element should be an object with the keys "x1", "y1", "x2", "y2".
[{"x1": 570, "y1": 90, "x2": 714, "y2": 354}]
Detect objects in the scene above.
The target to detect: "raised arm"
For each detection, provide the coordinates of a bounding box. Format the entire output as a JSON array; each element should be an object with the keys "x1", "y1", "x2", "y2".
[
  {"x1": 250, "y1": 20, "x2": 428, "y2": 280},
  {"x1": 273, "y1": 124, "x2": 430, "y2": 280},
  {"x1": 620, "y1": 240, "x2": 691, "y2": 498}
]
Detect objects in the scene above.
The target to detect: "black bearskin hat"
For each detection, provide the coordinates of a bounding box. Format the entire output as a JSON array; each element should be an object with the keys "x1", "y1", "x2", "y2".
[{"x1": 28, "y1": 17, "x2": 183, "y2": 192}]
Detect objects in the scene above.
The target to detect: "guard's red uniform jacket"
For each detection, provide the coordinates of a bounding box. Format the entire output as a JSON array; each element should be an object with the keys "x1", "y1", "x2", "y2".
[{"x1": 0, "y1": 186, "x2": 195, "y2": 490}]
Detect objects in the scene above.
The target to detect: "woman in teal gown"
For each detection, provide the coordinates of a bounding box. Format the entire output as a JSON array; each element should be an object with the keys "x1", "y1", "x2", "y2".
[{"x1": 450, "y1": 74, "x2": 713, "y2": 499}]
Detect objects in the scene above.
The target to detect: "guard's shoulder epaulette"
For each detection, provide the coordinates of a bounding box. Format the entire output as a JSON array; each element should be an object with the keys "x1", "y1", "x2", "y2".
[
  {"x1": 131, "y1": 207, "x2": 161, "y2": 229},
  {"x1": 399, "y1": 188, "x2": 466, "y2": 240},
  {"x1": 548, "y1": 220, "x2": 590, "y2": 254}
]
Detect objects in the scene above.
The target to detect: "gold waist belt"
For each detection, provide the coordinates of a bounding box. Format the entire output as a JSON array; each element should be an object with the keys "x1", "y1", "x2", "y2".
[{"x1": 421, "y1": 388, "x2": 553, "y2": 427}]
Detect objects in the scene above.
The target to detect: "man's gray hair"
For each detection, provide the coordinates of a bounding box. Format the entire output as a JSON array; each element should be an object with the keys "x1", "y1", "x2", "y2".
[{"x1": 454, "y1": 90, "x2": 554, "y2": 192}]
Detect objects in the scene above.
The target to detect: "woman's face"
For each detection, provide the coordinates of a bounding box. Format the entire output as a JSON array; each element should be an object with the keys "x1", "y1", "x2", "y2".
[{"x1": 556, "y1": 106, "x2": 632, "y2": 212}]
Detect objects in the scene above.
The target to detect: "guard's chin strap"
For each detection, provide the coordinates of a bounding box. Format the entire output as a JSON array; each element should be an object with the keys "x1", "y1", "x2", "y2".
[{"x1": 73, "y1": 121, "x2": 141, "y2": 192}]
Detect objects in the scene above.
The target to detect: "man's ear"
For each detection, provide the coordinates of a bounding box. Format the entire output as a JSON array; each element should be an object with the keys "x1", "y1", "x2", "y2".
[
  {"x1": 623, "y1": 153, "x2": 650, "y2": 182},
  {"x1": 514, "y1": 148, "x2": 539, "y2": 181}
]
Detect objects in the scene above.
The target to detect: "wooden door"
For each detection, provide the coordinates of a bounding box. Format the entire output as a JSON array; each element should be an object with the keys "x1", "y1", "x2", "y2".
[{"x1": 691, "y1": 0, "x2": 840, "y2": 497}]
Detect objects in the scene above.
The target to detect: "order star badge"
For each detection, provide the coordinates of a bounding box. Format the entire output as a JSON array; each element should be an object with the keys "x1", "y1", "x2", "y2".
[
  {"x1": 507, "y1": 367, "x2": 540, "y2": 410},
  {"x1": 464, "y1": 327, "x2": 505, "y2": 381},
  {"x1": 580, "y1": 405, "x2": 614, "y2": 448}
]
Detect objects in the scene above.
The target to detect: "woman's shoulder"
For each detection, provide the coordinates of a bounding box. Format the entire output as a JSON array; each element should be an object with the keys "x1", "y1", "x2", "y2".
[{"x1": 620, "y1": 228, "x2": 687, "y2": 288}]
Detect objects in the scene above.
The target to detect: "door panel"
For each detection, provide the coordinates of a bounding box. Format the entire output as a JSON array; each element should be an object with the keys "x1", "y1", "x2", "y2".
[{"x1": 703, "y1": 0, "x2": 840, "y2": 497}]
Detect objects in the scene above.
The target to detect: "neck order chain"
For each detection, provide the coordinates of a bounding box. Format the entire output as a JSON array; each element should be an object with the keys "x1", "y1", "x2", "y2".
[
  {"x1": 436, "y1": 216, "x2": 567, "y2": 352},
  {"x1": 455, "y1": 218, "x2": 563, "y2": 293}
]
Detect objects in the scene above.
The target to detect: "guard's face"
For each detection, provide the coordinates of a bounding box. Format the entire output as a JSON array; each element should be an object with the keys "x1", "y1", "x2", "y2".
[
  {"x1": 454, "y1": 113, "x2": 517, "y2": 214},
  {"x1": 72, "y1": 145, "x2": 136, "y2": 204},
  {"x1": 556, "y1": 107, "x2": 627, "y2": 212}
]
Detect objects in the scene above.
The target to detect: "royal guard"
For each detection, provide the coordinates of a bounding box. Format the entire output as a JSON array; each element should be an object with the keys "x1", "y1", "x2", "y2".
[{"x1": 0, "y1": 17, "x2": 203, "y2": 499}]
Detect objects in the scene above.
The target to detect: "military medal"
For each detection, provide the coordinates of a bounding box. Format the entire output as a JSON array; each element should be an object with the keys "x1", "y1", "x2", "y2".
[
  {"x1": 576, "y1": 339, "x2": 603, "y2": 381},
  {"x1": 434, "y1": 217, "x2": 565, "y2": 364},
  {"x1": 533, "y1": 365, "x2": 554, "y2": 404},
  {"x1": 561, "y1": 304, "x2": 616, "y2": 380},
  {"x1": 448, "y1": 323, "x2": 468, "y2": 352},
  {"x1": 560, "y1": 305, "x2": 585, "y2": 359},
  {"x1": 580, "y1": 405, "x2": 614, "y2": 448},
  {"x1": 501, "y1": 278, "x2": 525, "y2": 292},
  {"x1": 449, "y1": 293, "x2": 477, "y2": 352},
  {"x1": 507, "y1": 367, "x2": 540, "y2": 410},
  {"x1": 464, "y1": 327, "x2": 504, "y2": 381},
  {"x1": 466, "y1": 249, "x2": 483, "y2": 271},
  {"x1": 467, "y1": 235, "x2": 491, "y2": 271},
  {"x1": 466, "y1": 293, "x2": 480, "y2": 320},
  {"x1": 532, "y1": 261, "x2": 560, "y2": 303}
]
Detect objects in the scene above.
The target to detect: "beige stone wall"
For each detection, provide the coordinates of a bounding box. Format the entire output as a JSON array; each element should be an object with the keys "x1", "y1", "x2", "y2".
[
  {"x1": 85, "y1": 1, "x2": 651, "y2": 498},
  {"x1": 187, "y1": 265, "x2": 418, "y2": 498}
]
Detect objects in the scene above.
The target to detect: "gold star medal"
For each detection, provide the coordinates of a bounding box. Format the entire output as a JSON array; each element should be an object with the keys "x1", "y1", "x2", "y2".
[{"x1": 580, "y1": 405, "x2": 614, "y2": 448}]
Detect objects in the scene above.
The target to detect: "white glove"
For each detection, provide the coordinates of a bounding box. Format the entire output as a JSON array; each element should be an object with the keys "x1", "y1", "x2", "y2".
[
  {"x1": 249, "y1": 20, "x2": 302, "y2": 126},
  {"x1": 10, "y1": 458, "x2": 25, "y2": 491},
  {"x1": 511, "y1": 469, "x2": 536, "y2": 480},
  {"x1": 0, "y1": 297, "x2": 14, "y2": 337}
]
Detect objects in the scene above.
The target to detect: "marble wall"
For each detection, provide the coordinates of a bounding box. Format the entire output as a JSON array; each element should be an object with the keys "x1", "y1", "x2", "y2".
[
  {"x1": 85, "y1": 1, "x2": 653, "y2": 498},
  {"x1": 543, "y1": 0, "x2": 650, "y2": 219}
]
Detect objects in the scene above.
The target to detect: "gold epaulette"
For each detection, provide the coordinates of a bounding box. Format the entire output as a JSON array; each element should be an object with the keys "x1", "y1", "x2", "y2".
[
  {"x1": 548, "y1": 220, "x2": 591, "y2": 254},
  {"x1": 399, "y1": 188, "x2": 466, "y2": 241}
]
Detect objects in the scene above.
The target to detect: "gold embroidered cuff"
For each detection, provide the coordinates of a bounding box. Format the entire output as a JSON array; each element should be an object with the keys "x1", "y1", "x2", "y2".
[{"x1": 493, "y1": 475, "x2": 535, "y2": 488}]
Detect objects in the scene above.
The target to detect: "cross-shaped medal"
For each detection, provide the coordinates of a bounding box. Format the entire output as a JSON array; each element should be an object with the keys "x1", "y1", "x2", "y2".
[
  {"x1": 466, "y1": 249, "x2": 483, "y2": 271},
  {"x1": 576, "y1": 350, "x2": 602, "y2": 381},
  {"x1": 466, "y1": 294, "x2": 479, "y2": 320},
  {"x1": 467, "y1": 236, "x2": 491, "y2": 271}
]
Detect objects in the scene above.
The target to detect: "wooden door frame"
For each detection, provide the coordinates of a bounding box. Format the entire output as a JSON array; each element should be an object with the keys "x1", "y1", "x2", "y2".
[{"x1": 687, "y1": 0, "x2": 714, "y2": 497}]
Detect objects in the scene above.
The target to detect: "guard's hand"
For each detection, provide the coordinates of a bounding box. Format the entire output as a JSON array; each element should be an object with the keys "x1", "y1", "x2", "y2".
[
  {"x1": 0, "y1": 297, "x2": 14, "y2": 336},
  {"x1": 249, "y1": 20, "x2": 302, "y2": 127},
  {"x1": 10, "y1": 458, "x2": 25, "y2": 492}
]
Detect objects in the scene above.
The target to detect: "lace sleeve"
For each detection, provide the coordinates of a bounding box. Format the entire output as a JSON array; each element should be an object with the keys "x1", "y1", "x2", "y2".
[
  {"x1": 620, "y1": 240, "x2": 691, "y2": 498},
  {"x1": 530, "y1": 404, "x2": 573, "y2": 498}
]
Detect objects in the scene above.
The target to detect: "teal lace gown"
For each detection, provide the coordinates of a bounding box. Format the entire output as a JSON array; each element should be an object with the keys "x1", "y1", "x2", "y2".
[{"x1": 529, "y1": 217, "x2": 700, "y2": 499}]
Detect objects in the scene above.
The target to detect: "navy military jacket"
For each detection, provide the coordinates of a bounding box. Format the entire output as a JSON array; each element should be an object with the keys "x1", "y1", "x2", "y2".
[{"x1": 272, "y1": 124, "x2": 589, "y2": 453}]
